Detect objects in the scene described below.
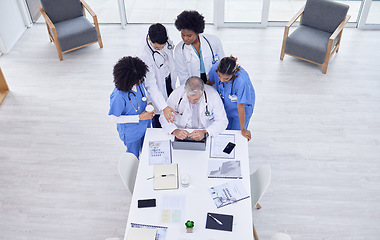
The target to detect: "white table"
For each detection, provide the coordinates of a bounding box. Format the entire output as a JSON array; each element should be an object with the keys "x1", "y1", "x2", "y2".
[{"x1": 123, "y1": 128, "x2": 253, "y2": 240}]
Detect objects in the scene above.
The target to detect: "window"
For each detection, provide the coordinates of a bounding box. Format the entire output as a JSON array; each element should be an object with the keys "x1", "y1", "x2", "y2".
[
  {"x1": 224, "y1": 0, "x2": 263, "y2": 23},
  {"x1": 124, "y1": 0, "x2": 213, "y2": 23},
  {"x1": 366, "y1": 0, "x2": 380, "y2": 24},
  {"x1": 268, "y1": 0, "x2": 306, "y2": 22}
]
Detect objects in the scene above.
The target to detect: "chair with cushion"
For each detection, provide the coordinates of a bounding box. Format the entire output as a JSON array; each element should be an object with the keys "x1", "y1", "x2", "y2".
[
  {"x1": 280, "y1": 0, "x2": 350, "y2": 74},
  {"x1": 118, "y1": 152, "x2": 139, "y2": 195},
  {"x1": 39, "y1": 0, "x2": 103, "y2": 61}
]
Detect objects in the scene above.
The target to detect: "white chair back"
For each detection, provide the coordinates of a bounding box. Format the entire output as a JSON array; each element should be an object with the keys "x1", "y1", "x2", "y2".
[
  {"x1": 118, "y1": 152, "x2": 139, "y2": 194},
  {"x1": 270, "y1": 233, "x2": 291, "y2": 240},
  {"x1": 250, "y1": 164, "x2": 271, "y2": 208}
]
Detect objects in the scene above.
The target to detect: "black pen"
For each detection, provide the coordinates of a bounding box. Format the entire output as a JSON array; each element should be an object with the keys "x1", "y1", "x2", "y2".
[{"x1": 147, "y1": 174, "x2": 175, "y2": 180}]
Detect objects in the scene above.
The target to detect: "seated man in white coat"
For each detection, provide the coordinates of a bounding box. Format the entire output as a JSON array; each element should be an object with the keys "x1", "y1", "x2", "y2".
[{"x1": 159, "y1": 76, "x2": 228, "y2": 141}]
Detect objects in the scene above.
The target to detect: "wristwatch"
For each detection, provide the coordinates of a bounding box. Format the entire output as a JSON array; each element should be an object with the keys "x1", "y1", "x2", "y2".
[{"x1": 204, "y1": 131, "x2": 209, "y2": 138}]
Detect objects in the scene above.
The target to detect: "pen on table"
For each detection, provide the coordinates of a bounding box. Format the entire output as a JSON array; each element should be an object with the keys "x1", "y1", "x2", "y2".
[
  {"x1": 146, "y1": 174, "x2": 175, "y2": 180},
  {"x1": 161, "y1": 174, "x2": 175, "y2": 177},
  {"x1": 208, "y1": 214, "x2": 223, "y2": 225}
]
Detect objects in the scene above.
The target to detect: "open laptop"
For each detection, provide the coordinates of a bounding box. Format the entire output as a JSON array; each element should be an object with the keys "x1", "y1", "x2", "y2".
[{"x1": 172, "y1": 136, "x2": 207, "y2": 151}]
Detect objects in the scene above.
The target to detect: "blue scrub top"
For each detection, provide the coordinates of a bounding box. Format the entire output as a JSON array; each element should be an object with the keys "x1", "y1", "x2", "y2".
[
  {"x1": 208, "y1": 64, "x2": 255, "y2": 119},
  {"x1": 108, "y1": 85, "x2": 150, "y2": 143}
]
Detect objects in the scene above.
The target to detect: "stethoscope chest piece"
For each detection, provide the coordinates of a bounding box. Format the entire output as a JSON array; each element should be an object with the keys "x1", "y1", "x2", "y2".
[{"x1": 128, "y1": 85, "x2": 147, "y2": 112}]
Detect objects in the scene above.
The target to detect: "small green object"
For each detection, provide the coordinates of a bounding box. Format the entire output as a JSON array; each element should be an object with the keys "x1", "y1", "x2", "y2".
[{"x1": 185, "y1": 220, "x2": 194, "y2": 228}]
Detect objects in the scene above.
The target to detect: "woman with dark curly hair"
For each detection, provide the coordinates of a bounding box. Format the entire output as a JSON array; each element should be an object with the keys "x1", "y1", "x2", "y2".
[
  {"x1": 108, "y1": 56, "x2": 156, "y2": 158},
  {"x1": 207, "y1": 56, "x2": 255, "y2": 141},
  {"x1": 174, "y1": 10, "x2": 225, "y2": 85}
]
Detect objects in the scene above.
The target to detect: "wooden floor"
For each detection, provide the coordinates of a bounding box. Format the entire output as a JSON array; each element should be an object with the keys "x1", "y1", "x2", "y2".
[{"x1": 0, "y1": 24, "x2": 379, "y2": 240}]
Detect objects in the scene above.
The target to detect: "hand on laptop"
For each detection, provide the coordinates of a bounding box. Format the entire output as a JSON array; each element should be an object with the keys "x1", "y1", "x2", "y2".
[
  {"x1": 188, "y1": 130, "x2": 207, "y2": 141},
  {"x1": 172, "y1": 129, "x2": 190, "y2": 140}
]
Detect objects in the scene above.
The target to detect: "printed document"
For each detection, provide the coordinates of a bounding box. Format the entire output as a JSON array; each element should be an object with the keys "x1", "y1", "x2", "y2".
[
  {"x1": 209, "y1": 180, "x2": 249, "y2": 208},
  {"x1": 149, "y1": 140, "x2": 172, "y2": 165},
  {"x1": 208, "y1": 160, "x2": 242, "y2": 179}
]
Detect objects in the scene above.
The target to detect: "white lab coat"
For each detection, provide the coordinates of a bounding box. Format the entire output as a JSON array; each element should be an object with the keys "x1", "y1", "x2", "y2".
[
  {"x1": 174, "y1": 33, "x2": 225, "y2": 85},
  {"x1": 137, "y1": 40, "x2": 178, "y2": 112},
  {"x1": 159, "y1": 85, "x2": 228, "y2": 137}
]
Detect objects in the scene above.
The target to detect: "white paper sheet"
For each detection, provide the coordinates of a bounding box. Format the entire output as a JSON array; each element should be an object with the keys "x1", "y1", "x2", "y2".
[
  {"x1": 210, "y1": 134, "x2": 235, "y2": 159},
  {"x1": 208, "y1": 160, "x2": 242, "y2": 179},
  {"x1": 160, "y1": 195, "x2": 186, "y2": 224}
]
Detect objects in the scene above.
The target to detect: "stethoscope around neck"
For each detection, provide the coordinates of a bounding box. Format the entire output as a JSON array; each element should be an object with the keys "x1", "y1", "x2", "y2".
[
  {"x1": 146, "y1": 35, "x2": 173, "y2": 68},
  {"x1": 182, "y1": 35, "x2": 217, "y2": 64},
  {"x1": 176, "y1": 91, "x2": 211, "y2": 117},
  {"x1": 128, "y1": 85, "x2": 146, "y2": 112},
  {"x1": 218, "y1": 79, "x2": 237, "y2": 101}
]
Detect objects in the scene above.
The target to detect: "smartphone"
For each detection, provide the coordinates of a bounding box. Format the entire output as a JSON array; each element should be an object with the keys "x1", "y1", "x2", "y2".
[
  {"x1": 138, "y1": 198, "x2": 156, "y2": 208},
  {"x1": 223, "y1": 142, "x2": 236, "y2": 154}
]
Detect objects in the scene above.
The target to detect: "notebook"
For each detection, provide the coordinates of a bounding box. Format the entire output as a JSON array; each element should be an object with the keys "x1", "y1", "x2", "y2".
[
  {"x1": 127, "y1": 227, "x2": 156, "y2": 240},
  {"x1": 130, "y1": 223, "x2": 167, "y2": 240},
  {"x1": 205, "y1": 212, "x2": 234, "y2": 232},
  {"x1": 154, "y1": 163, "x2": 178, "y2": 190}
]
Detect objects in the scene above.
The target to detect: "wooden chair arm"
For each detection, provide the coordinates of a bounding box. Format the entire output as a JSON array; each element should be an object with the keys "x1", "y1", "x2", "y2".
[
  {"x1": 285, "y1": 5, "x2": 305, "y2": 28},
  {"x1": 80, "y1": 0, "x2": 96, "y2": 17},
  {"x1": 330, "y1": 15, "x2": 351, "y2": 40},
  {"x1": 38, "y1": 6, "x2": 56, "y2": 30}
]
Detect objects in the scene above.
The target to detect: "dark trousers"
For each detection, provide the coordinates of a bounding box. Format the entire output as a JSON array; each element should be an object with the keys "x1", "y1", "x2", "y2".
[
  {"x1": 200, "y1": 73, "x2": 207, "y2": 83},
  {"x1": 166, "y1": 74, "x2": 173, "y2": 96},
  {"x1": 152, "y1": 114, "x2": 161, "y2": 128},
  {"x1": 152, "y1": 75, "x2": 173, "y2": 129}
]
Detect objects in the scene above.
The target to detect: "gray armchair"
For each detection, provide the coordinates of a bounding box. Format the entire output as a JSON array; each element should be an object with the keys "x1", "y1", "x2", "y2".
[
  {"x1": 39, "y1": 0, "x2": 103, "y2": 61},
  {"x1": 280, "y1": 0, "x2": 350, "y2": 74}
]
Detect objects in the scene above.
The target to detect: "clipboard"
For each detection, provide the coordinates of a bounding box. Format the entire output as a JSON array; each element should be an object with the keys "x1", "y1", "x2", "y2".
[
  {"x1": 210, "y1": 134, "x2": 235, "y2": 159},
  {"x1": 149, "y1": 140, "x2": 172, "y2": 165}
]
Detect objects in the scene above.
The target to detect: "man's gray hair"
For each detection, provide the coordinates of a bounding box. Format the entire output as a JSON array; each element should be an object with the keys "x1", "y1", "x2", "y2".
[{"x1": 184, "y1": 76, "x2": 204, "y2": 96}]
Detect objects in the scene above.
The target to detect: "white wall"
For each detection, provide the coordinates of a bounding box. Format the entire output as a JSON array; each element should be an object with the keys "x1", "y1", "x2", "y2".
[{"x1": 0, "y1": 0, "x2": 27, "y2": 54}]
